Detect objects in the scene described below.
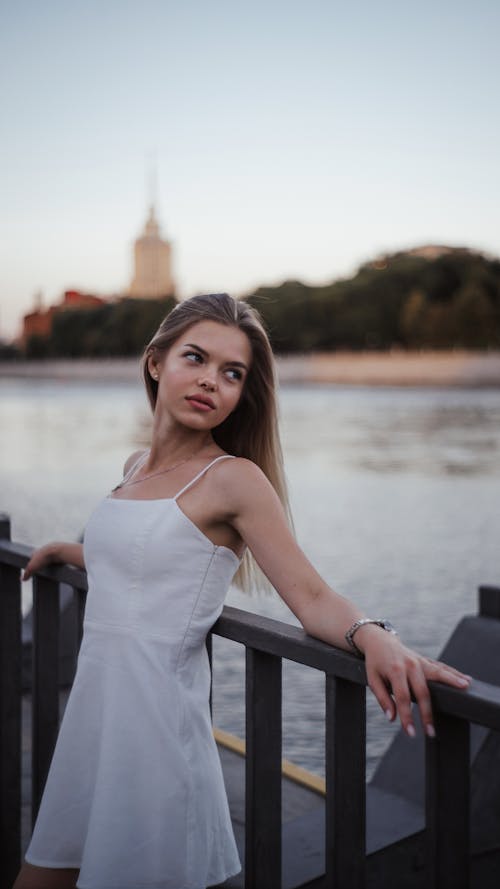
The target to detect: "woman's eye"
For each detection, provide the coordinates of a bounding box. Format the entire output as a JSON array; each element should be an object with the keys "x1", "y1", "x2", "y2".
[
  {"x1": 225, "y1": 368, "x2": 243, "y2": 381},
  {"x1": 184, "y1": 351, "x2": 202, "y2": 363}
]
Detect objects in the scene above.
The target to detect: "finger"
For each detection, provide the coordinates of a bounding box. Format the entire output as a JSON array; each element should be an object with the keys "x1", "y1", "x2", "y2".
[
  {"x1": 423, "y1": 659, "x2": 471, "y2": 688},
  {"x1": 389, "y1": 668, "x2": 415, "y2": 737},
  {"x1": 23, "y1": 558, "x2": 39, "y2": 581},
  {"x1": 407, "y1": 663, "x2": 436, "y2": 738},
  {"x1": 367, "y1": 671, "x2": 396, "y2": 723}
]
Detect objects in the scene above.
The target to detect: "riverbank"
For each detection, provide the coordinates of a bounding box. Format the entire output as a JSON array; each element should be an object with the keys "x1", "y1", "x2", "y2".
[
  {"x1": 2, "y1": 350, "x2": 500, "y2": 387},
  {"x1": 278, "y1": 350, "x2": 500, "y2": 387}
]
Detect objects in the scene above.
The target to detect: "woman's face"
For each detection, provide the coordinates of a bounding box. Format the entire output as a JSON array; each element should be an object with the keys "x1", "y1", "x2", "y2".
[{"x1": 148, "y1": 320, "x2": 252, "y2": 431}]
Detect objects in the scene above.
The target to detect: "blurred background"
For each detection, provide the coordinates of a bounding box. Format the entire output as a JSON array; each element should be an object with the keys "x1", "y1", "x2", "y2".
[{"x1": 1, "y1": 0, "x2": 499, "y2": 351}]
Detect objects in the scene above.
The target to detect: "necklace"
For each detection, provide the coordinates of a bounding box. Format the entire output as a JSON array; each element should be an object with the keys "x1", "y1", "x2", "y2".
[{"x1": 112, "y1": 448, "x2": 206, "y2": 492}]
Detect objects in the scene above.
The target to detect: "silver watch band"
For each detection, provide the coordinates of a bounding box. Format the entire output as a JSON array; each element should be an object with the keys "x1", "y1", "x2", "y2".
[{"x1": 345, "y1": 618, "x2": 398, "y2": 657}]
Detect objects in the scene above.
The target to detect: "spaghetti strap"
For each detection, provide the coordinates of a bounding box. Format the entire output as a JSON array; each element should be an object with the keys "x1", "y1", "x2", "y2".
[
  {"x1": 173, "y1": 455, "x2": 235, "y2": 501},
  {"x1": 112, "y1": 450, "x2": 149, "y2": 491}
]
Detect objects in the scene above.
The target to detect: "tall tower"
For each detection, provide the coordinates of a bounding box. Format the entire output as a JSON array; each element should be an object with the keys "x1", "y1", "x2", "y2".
[{"x1": 129, "y1": 205, "x2": 175, "y2": 299}]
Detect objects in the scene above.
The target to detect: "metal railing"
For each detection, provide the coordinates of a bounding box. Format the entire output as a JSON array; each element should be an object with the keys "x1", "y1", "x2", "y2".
[{"x1": 2, "y1": 512, "x2": 500, "y2": 889}]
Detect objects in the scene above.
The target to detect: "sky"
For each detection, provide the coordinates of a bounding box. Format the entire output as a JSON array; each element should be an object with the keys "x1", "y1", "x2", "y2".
[{"x1": 1, "y1": 0, "x2": 499, "y2": 340}]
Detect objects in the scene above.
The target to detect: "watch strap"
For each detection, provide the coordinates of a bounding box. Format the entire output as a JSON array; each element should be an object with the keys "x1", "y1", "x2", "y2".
[{"x1": 345, "y1": 618, "x2": 398, "y2": 657}]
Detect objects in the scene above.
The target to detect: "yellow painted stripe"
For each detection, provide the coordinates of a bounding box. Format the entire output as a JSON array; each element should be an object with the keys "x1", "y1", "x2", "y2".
[{"x1": 213, "y1": 726, "x2": 326, "y2": 796}]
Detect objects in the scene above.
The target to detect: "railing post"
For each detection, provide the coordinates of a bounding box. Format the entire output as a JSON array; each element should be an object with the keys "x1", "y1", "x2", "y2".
[
  {"x1": 479, "y1": 585, "x2": 500, "y2": 619},
  {"x1": 426, "y1": 711, "x2": 470, "y2": 889},
  {"x1": 325, "y1": 675, "x2": 366, "y2": 889},
  {"x1": 32, "y1": 575, "x2": 60, "y2": 824},
  {"x1": 0, "y1": 514, "x2": 22, "y2": 885},
  {"x1": 245, "y1": 648, "x2": 282, "y2": 889},
  {"x1": 76, "y1": 587, "x2": 87, "y2": 648}
]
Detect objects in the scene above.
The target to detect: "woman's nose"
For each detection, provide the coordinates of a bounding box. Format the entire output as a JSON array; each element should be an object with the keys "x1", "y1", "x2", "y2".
[{"x1": 198, "y1": 373, "x2": 217, "y2": 391}]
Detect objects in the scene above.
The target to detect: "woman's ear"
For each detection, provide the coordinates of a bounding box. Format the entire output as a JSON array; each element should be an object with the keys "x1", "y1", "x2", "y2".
[{"x1": 147, "y1": 355, "x2": 160, "y2": 380}]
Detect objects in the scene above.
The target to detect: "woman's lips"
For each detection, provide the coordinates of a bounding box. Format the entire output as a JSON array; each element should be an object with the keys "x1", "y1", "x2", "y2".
[{"x1": 186, "y1": 395, "x2": 215, "y2": 411}]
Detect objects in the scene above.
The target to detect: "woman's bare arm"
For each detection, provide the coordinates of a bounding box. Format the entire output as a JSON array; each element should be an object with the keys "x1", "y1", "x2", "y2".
[
  {"x1": 216, "y1": 458, "x2": 471, "y2": 739},
  {"x1": 23, "y1": 541, "x2": 85, "y2": 580}
]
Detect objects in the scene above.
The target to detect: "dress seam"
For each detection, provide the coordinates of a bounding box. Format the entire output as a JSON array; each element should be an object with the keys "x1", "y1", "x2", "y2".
[{"x1": 174, "y1": 549, "x2": 217, "y2": 675}]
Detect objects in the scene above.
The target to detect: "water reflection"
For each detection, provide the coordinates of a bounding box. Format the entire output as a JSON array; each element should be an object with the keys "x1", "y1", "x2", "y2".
[{"x1": 280, "y1": 386, "x2": 500, "y2": 477}]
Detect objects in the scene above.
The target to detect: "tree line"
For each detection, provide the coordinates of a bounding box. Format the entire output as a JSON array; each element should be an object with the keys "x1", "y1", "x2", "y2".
[
  {"x1": 17, "y1": 247, "x2": 500, "y2": 359},
  {"x1": 247, "y1": 248, "x2": 500, "y2": 352},
  {"x1": 23, "y1": 297, "x2": 176, "y2": 359}
]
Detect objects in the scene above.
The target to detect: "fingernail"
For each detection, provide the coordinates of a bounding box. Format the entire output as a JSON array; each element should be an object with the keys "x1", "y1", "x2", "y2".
[
  {"x1": 426, "y1": 724, "x2": 436, "y2": 739},
  {"x1": 407, "y1": 723, "x2": 416, "y2": 738},
  {"x1": 385, "y1": 709, "x2": 393, "y2": 722},
  {"x1": 457, "y1": 677, "x2": 470, "y2": 686}
]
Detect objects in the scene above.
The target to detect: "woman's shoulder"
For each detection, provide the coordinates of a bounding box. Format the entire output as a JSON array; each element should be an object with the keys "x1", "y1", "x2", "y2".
[
  {"x1": 211, "y1": 453, "x2": 260, "y2": 474},
  {"x1": 208, "y1": 454, "x2": 272, "y2": 494},
  {"x1": 207, "y1": 455, "x2": 284, "y2": 524}
]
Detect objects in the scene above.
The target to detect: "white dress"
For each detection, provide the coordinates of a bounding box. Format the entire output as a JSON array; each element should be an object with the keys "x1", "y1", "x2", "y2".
[{"x1": 25, "y1": 455, "x2": 242, "y2": 889}]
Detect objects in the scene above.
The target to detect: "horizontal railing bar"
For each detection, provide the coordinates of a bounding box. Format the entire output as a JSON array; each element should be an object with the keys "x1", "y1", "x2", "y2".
[
  {"x1": 2, "y1": 540, "x2": 500, "y2": 728},
  {"x1": 214, "y1": 611, "x2": 500, "y2": 728},
  {"x1": 428, "y1": 678, "x2": 500, "y2": 732},
  {"x1": 214, "y1": 605, "x2": 368, "y2": 683}
]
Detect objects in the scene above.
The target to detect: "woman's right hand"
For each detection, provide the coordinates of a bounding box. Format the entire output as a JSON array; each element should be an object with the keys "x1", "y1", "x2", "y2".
[
  {"x1": 22, "y1": 541, "x2": 85, "y2": 579},
  {"x1": 22, "y1": 543, "x2": 59, "y2": 581}
]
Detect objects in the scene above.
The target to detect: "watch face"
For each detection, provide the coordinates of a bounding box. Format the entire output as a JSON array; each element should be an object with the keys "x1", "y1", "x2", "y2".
[{"x1": 380, "y1": 619, "x2": 396, "y2": 633}]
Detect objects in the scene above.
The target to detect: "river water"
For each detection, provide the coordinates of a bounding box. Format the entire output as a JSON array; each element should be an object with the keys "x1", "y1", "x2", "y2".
[{"x1": 1, "y1": 373, "x2": 499, "y2": 777}]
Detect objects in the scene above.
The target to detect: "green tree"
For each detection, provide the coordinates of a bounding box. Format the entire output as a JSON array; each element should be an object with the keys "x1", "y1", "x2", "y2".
[
  {"x1": 25, "y1": 334, "x2": 52, "y2": 358},
  {"x1": 451, "y1": 285, "x2": 499, "y2": 348},
  {"x1": 48, "y1": 297, "x2": 176, "y2": 357},
  {"x1": 399, "y1": 289, "x2": 427, "y2": 347}
]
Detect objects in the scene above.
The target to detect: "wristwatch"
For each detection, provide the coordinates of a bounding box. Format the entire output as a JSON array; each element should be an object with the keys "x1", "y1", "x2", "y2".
[{"x1": 345, "y1": 618, "x2": 398, "y2": 657}]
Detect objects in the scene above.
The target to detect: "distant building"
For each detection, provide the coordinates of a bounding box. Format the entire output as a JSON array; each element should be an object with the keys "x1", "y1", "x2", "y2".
[
  {"x1": 62, "y1": 290, "x2": 105, "y2": 309},
  {"x1": 21, "y1": 289, "x2": 106, "y2": 347},
  {"x1": 129, "y1": 205, "x2": 174, "y2": 299},
  {"x1": 19, "y1": 200, "x2": 175, "y2": 348}
]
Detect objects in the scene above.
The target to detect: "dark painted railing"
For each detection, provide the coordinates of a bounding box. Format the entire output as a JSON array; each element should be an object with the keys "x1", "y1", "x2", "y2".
[{"x1": 2, "y1": 512, "x2": 500, "y2": 889}]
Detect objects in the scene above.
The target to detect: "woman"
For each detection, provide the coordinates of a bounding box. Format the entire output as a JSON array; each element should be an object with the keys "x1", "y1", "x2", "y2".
[{"x1": 15, "y1": 293, "x2": 471, "y2": 889}]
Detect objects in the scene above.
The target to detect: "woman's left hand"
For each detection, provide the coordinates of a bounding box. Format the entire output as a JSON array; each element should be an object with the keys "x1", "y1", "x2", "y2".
[{"x1": 357, "y1": 628, "x2": 472, "y2": 738}]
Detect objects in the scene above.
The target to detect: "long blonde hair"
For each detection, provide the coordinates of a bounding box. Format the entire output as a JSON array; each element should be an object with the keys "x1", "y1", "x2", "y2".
[{"x1": 141, "y1": 293, "x2": 292, "y2": 594}]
